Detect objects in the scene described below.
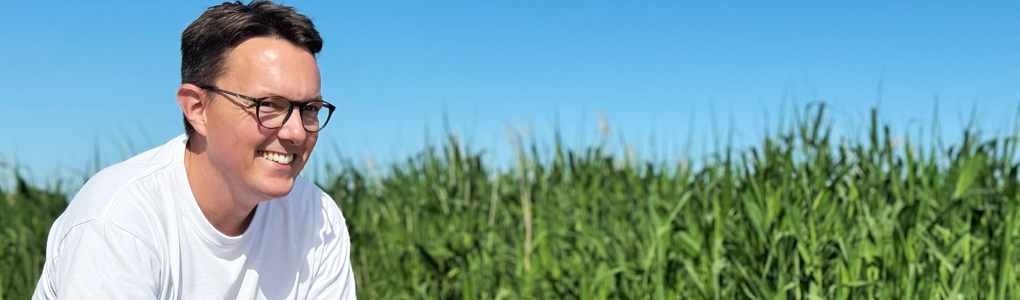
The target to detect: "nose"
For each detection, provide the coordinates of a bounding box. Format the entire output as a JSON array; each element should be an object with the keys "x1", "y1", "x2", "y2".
[{"x1": 277, "y1": 107, "x2": 308, "y2": 145}]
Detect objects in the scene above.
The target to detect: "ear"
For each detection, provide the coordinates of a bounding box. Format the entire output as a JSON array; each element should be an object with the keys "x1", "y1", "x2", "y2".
[{"x1": 177, "y1": 84, "x2": 209, "y2": 136}]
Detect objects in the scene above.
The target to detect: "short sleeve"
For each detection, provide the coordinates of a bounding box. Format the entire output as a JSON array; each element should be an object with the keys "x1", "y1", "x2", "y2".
[
  {"x1": 33, "y1": 220, "x2": 161, "y2": 300},
  {"x1": 306, "y1": 201, "x2": 356, "y2": 299}
]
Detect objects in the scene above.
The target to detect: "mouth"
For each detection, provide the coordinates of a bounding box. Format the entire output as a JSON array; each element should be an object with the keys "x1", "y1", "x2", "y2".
[{"x1": 257, "y1": 150, "x2": 296, "y2": 165}]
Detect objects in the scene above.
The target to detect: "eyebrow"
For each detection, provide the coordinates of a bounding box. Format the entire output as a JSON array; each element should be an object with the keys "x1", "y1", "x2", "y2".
[{"x1": 261, "y1": 93, "x2": 325, "y2": 103}]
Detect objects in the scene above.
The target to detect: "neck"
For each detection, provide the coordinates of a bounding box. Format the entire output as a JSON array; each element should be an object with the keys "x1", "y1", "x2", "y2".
[{"x1": 183, "y1": 136, "x2": 259, "y2": 236}]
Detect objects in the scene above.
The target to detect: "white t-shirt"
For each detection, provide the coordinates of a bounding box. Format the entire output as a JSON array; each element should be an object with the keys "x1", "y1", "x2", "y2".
[{"x1": 33, "y1": 135, "x2": 356, "y2": 299}]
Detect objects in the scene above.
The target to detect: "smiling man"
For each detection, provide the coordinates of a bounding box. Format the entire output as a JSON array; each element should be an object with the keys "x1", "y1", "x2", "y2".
[{"x1": 33, "y1": 1, "x2": 356, "y2": 299}]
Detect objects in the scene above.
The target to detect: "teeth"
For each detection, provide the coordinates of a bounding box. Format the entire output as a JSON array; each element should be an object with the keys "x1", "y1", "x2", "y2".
[{"x1": 259, "y1": 151, "x2": 294, "y2": 165}]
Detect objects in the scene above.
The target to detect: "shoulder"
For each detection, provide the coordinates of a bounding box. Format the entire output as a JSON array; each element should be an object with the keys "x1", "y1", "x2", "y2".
[
  {"x1": 283, "y1": 175, "x2": 346, "y2": 220},
  {"x1": 52, "y1": 136, "x2": 186, "y2": 250},
  {"x1": 253, "y1": 179, "x2": 355, "y2": 297},
  {"x1": 258, "y1": 177, "x2": 350, "y2": 249},
  {"x1": 35, "y1": 218, "x2": 164, "y2": 300},
  {"x1": 38, "y1": 136, "x2": 189, "y2": 299}
]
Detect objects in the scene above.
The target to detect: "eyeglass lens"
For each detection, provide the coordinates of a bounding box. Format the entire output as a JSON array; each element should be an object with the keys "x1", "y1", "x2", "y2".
[{"x1": 256, "y1": 97, "x2": 331, "y2": 131}]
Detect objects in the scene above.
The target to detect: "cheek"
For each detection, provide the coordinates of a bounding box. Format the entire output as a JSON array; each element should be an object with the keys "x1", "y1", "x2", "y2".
[
  {"x1": 206, "y1": 104, "x2": 239, "y2": 135},
  {"x1": 208, "y1": 109, "x2": 264, "y2": 157},
  {"x1": 304, "y1": 134, "x2": 319, "y2": 155}
]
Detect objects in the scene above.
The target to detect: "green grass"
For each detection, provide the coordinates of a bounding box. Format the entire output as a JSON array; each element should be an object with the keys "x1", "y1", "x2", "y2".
[
  {"x1": 4, "y1": 105, "x2": 1020, "y2": 299},
  {"x1": 0, "y1": 170, "x2": 67, "y2": 300}
]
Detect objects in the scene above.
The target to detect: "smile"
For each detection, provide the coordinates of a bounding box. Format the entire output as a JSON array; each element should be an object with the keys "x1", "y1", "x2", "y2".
[{"x1": 257, "y1": 150, "x2": 295, "y2": 165}]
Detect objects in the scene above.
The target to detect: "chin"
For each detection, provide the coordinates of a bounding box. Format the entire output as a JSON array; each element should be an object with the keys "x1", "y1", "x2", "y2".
[{"x1": 258, "y1": 177, "x2": 297, "y2": 200}]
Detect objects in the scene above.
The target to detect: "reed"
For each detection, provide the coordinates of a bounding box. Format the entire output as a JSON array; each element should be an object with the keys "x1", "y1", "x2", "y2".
[
  {"x1": 329, "y1": 105, "x2": 1020, "y2": 299},
  {"x1": 3, "y1": 105, "x2": 1019, "y2": 299}
]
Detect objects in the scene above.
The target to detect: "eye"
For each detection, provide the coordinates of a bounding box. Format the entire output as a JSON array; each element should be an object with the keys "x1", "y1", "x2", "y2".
[
  {"x1": 258, "y1": 98, "x2": 289, "y2": 112},
  {"x1": 303, "y1": 102, "x2": 323, "y2": 112},
  {"x1": 258, "y1": 101, "x2": 279, "y2": 110}
]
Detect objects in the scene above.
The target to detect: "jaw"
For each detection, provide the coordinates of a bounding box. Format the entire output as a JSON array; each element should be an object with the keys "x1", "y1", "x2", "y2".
[
  {"x1": 249, "y1": 137, "x2": 316, "y2": 199},
  {"x1": 254, "y1": 176, "x2": 297, "y2": 200},
  {"x1": 249, "y1": 150, "x2": 305, "y2": 199}
]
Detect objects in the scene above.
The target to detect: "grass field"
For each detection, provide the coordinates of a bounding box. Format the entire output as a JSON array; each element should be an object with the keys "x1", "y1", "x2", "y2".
[{"x1": 4, "y1": 105, "x2": 1020, "y2": 299}]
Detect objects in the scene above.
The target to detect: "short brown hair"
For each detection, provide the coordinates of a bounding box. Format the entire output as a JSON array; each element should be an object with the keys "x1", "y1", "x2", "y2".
[{"x1": 180, "y1": 0, "x2": 323, "y2": 137}]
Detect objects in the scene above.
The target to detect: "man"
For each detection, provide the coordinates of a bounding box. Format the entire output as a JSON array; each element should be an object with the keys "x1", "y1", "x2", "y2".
[{"x1": 33, "y1": 1, "x2": 356, "y2": 299}]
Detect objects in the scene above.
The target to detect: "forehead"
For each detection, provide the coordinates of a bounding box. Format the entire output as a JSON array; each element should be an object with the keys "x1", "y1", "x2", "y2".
[{"x1": 218, "y1": 37, "x2": 321, "y2": 99}]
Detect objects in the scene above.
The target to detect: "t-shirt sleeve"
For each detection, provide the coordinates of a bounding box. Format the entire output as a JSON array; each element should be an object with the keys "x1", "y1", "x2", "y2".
[
  {"x1": 34, "y1": 219, "x2": 161, "y2": 300},
  {"x1": 307, "y1": 203, "x2": 357, "y2": 299}
]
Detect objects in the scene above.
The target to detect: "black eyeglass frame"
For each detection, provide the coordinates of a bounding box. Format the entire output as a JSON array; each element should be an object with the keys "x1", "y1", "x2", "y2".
[{"x1": 200, "y1": 86, "x2": 335, "y2": 132}]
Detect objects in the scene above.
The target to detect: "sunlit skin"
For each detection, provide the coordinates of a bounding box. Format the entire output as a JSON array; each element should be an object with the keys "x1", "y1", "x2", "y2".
[{"x1": 177, "y1": 37, "x2": 321, "y2": 236}]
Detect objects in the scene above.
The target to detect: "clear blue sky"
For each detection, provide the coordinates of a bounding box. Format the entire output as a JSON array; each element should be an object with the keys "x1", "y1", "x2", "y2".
[{"x1": 2, "y1": 1, "x2": 1018, "y2": 187}]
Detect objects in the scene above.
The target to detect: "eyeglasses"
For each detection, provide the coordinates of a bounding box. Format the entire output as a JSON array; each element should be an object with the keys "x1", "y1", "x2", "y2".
[{"x1": 201, "y1": 86, "x2": 335, "y2": 132}]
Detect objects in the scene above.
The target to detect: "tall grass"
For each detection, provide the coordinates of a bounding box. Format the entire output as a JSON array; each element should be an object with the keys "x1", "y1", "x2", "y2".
[
  {"x1": 3, "y1": 105, "x2": 1020, "y2": 299},
  {"x1": 329, "y1": 106, "x2": 1020, "y2": 299},
  {"x1": 0, "y1": 170, "x2": 67, "y2": 300}
]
